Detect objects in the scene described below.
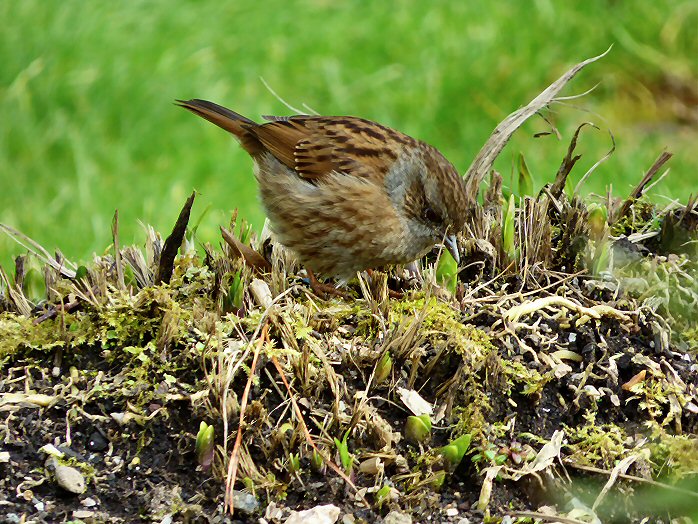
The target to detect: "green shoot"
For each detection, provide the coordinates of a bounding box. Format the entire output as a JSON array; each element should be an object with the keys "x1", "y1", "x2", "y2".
[
  {"x1": 375, "y1": 484, "x2": 392, "y2": 509},
  {"x1": 310, "y1": 449, "x2": 324, "y2": 472},
  {"x1": 502, "y1": 194, "x2": 518, "y2": 261},
  {"x1": 195, "y1": 421, "x2": 215, "y2": 471},
  {"x1": 405, "y1": 414, "x2": 432, "y2": 444},
  {"x1": 287, "y1": 452, "x2": 301, "y2": 475},
  {"x1": 517, "y1": 153, "x2": 534, "y2": 196},
  {"x1": 334, "y1": 433, "x2": 354, "y2": 475},
  {"x1": 374, "y1": 351, "x2": 392, "y2": 385},
  {"x1": 440, "y1": 433, "x2": 472, "y2": 467},
  {"x1": 436, "y1": 249, "x2": 458, "y2": 294}
]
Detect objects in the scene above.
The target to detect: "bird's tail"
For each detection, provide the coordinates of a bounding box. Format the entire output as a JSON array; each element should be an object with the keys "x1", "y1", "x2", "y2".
[{"x1": 176, "y1": 99, "x2": 262, "y2": 154}]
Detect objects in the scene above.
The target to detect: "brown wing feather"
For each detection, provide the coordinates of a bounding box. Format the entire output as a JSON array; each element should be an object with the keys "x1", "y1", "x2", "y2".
[
  {"x1": 250, "y1": 119, "x2": 309, "y2": 171},
  {"x1": 180, "y1": 98, "x2": 414, "y2": 184},
  {"x1": 250, "y1": 116, "x2": 410, "y2": 183}
]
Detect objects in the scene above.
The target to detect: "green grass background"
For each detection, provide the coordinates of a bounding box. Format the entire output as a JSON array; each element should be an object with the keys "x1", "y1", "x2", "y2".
[{"x1": 1, "y1": 0, "x2": 696, "y2": 268}]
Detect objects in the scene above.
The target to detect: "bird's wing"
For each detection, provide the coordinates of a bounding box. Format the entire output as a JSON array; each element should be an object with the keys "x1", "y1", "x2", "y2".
[{"x1": 250, "y1": 116, "x2": 413, "y2": 184}]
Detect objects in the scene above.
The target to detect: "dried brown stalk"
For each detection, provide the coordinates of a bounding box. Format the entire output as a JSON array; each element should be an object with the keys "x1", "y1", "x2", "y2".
[
  {"x1": 220, "y1": 226, "x2": 271, "y2": 273},
  {"x1": 463, "y1": 47, "x2": 612, "y2": 204},
  {"x1": 112, "y1": 210, "x2": 125, "y2": 289},
  {"x1": 613, "y1": 151, "x2": 673, "y2": 223},
  {"x1": 155, "y1": 191, "x2": 196, "y2": 284},
  {"x1": 270, "y1": 354, "x2": 369, "y2": 509}
]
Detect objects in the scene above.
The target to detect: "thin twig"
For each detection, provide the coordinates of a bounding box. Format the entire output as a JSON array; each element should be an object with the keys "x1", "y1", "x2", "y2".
[
  {"x1": 225, "y1": 323, "x2": 268, "y2": 515},
  {"x1": 260, "y1": 77, "x2": 305, "y2": 114},
  {"x1": 112, "y1": 210, "x2": 125, "y2": 290},
  {"x1": 573, "y1": 128, "x2": 616, "y2": 195},
  {"x1": 463, "y1": 46, "x2": 612, "y2": 203},
  {"x1": 270, "y1": 354, "x2": 370, "y2": 509},
  {"x1": 0, "y1": 223, "x2": 77, "y2": 278},
  {"x1": 613, "y1": 151, "x2": 673, "y2": 223}
]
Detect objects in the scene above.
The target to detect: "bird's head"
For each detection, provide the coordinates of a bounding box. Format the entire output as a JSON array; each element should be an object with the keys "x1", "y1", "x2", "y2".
[{"x1": 384, "y1": 143, "x2": 468, "y2": 263}]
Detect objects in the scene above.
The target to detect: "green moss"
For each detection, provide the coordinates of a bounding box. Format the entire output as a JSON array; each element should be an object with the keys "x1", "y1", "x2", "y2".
[
  {"x1": 390, "y1": 296, "x2": 494, "y2": 359},
  {"x1": 626, "y1": 372, "x2": 689, "y2": 426},
  {"x1": 646, "y1": 426, "x2": 698, "y2": 480},
  {"x1": 563, "y1": 411, "x2": 629, "y2": 468},
  {"x1": 499, "y1": 359, "x2": 553, "y2": 396},
  {"x1": 0, "y1": 311, "x2": 99, "y2": 358},
  {"x1": 615, "y1": 255, "x2": 698, "y2": 337},
  {"x1": 62, "y1": 456, "x2": 97, "y2": 482},
  {"x1": 610, "y1": 197, "x2": 661, "y2": 238}
]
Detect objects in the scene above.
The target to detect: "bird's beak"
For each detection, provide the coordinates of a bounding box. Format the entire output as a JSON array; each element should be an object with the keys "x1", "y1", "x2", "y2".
[{"x1": 443, "y1": 234, "x2": 460, "y2": 265}]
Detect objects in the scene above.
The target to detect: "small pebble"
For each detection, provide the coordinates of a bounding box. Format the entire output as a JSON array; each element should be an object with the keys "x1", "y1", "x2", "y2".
[
  {"x1": 51, "y1": 460, "x2": 86, "y2": 495},
  {"x1": 87, "y1": 431, "x2": 109, "y2": 452},
  {"x1": 285, "y1": 504, "x2": 341, "y2": 524},
  {"x1": 383, "y1": 510, "x2": 412, "y2": 524},
  {"x1": 232, "y1": 490, "x2": 259, "y2": 515}
]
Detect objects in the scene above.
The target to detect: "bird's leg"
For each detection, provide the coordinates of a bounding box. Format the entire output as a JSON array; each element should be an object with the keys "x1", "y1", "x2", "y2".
[
  {"x1": 388, "y1": 288, "x2": 404, "y2": 299},
  {"x1": 365, "y1": 268, "x2": 404, "y2": 299},
  {"x1": 306, "y1": 268, "x2": 350, "y2": 299}
]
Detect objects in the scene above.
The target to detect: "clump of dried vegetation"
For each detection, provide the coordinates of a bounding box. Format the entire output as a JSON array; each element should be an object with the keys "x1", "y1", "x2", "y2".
[{"x1": 1, "y1": 51, "x2": 697, "y2": 522}]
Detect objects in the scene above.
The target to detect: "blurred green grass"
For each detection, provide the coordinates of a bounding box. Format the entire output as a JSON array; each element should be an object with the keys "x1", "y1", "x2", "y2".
[{"x1": 1, "y1": 0, "x2": 696, "y2": 268}]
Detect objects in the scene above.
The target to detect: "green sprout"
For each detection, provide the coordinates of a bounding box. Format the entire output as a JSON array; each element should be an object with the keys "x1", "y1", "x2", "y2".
[
  {"x1": 440, "y1": 433, "x2": 472, "y2": 467},
  {"x1": 405, "y1": 414, "x2": 432, "y2": 444},
  {"x1": 499, "y1": 441, "x2": 536, "y2": 465},
  {"x1": 587, "y1": 204, "x2": 611, "y2": 275},
  {"x1": 587, "y1": 203, "x2": 608, "y2": 241},
  {"x1": 195, "y1": 421, "x2": 215, "y2": 471},
  {"x1": 471, "y1": 441, "x2": 507, "y2": 467},
  {"x1": 225, "y1": 269, "x2": 245, "y2": 310},
  {"x1": 310, "y1": 449, "x2": 324, "y2": 473},
  {"x1": 517, "y1": 152, "x2": 534, "y2": 197},
  {"x1": 436, "y1": 248, "x2": 458, "y2": 294},
  {"x1": 287, "y1": 452, "x2": 301, "y2": 475},
  {"x1": 502, "y1": 194, "x2": 518, "y2": 261},
  {"x1": 374, "y1": 351, "x2": 392, "y2": 385},
  {"x1": 334, "y1": 432, "x2": 354, "y2": 475},
  {"x1": 375, "y1": 484, "x2": 392, "y2": 509}
]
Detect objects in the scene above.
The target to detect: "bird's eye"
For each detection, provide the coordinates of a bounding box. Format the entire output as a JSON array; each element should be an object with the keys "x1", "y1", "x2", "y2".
[{"x1": 422, "y1": 206, "x2": 440, "y2": 224}]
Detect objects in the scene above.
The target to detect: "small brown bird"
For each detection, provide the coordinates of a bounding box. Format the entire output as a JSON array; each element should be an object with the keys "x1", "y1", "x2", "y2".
[{"x1": 177, "y1": 99, "x2": 468, "y2": 286}]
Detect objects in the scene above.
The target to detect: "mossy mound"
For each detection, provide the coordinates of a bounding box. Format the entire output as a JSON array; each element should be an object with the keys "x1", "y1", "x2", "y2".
[{"x1": 1, "y1": 171, "x2": 697, "y2": 523}]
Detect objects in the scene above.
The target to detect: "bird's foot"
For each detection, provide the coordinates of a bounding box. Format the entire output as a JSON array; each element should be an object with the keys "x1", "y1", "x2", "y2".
[
  {"x1": 306, "y1": 269, "x2": 350, "y2": 300},
  {"x1": 388, "y1": 288, "x2": 404, "y2": 299}
]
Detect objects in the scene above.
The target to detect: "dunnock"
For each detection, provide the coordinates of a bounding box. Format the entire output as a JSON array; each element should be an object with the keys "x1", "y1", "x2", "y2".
[{"x1": 177, "y1": 99, "x2": 468, "y2": 285}]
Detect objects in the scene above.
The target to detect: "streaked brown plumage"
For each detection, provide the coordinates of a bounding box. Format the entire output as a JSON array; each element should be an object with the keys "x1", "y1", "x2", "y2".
[{"x1": 177, "y1": 99, "x2": 468, "y2": 282}]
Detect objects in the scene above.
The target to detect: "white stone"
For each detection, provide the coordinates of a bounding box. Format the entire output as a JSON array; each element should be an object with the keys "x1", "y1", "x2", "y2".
[{"x1": 284, "y1": 504, "x2": 341, "y2": 524}]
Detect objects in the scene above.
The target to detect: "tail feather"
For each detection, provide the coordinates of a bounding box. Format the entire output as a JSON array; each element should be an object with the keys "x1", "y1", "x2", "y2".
[{"x1": 176, "y1": 99, "x2": 262, "y2": 154}]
